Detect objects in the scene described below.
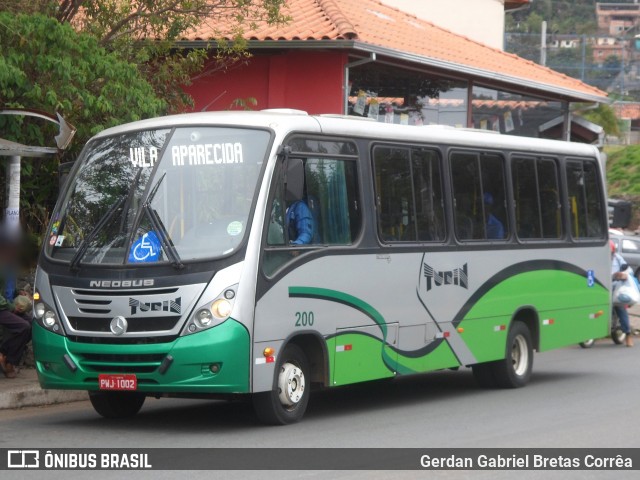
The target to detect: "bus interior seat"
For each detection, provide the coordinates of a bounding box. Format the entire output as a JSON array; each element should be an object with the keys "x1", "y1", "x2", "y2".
[
  {"x1": 285, "y1": 159, "x2": 304, "y2": 203},
  {"x1": 456, "y1": 214, "x2": 474, "y2": 240}
]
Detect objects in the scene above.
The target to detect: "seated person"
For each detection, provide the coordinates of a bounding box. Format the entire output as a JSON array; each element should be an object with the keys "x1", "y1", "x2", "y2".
[
  {"x1": 284, "y1": 159, "x2": 314, "y2": 245},
  {"x1": 0, "y1": 285, "x2": 32, "y2": 379},
  {"x1": 483, "y1": 192, "x2": 505, "y2": 239},
  {"x1": 287, "y1": 199, "x2": 314, "y2": 245}
]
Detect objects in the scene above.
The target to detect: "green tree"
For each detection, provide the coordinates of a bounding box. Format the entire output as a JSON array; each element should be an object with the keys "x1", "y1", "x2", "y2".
[
  {"x1": 0, "y1": 1, "x2": 287, "y2": 238},
  {"x1": 1, "y1": 0, "x2": 287, "y2": 113},
  {"x1": 0, "y1": 12, "x2": 167, "y2": 234},
  {"x1": 579, "y1": 103, "x2": 621, "y2": 137}
]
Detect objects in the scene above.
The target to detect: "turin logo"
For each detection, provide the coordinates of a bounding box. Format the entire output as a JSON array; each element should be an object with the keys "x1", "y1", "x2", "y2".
[
  {"x1": 129, "y1": 297, "x2": 181, "y2": 315},
  {"x1": 423, "y1": 262, "x2": 468, "y2": 291}
]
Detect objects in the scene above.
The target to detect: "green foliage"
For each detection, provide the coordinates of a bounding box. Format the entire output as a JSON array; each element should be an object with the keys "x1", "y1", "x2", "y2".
[
  {"x1": 506, "y1": 0, "x2": 598, "y2": 35},
  {"x1": 0, "y1": 12, "x2": 168, "y2": 235},
  {"x1": 0, "y1": 1, "x2": 288, "y2": 241},
  {"x1": 229, "y1": 97, "x2": 258, "y2": 110},
  {"x1": 580, "y1": 104, "x2": 621, "y2": 136},
  {"x1": 607, "y1": 145, "x2": 640, "y2": 196}
]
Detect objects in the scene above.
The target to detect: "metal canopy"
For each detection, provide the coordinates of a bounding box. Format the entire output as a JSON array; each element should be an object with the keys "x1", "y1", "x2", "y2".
[{"x1": 0, "y1": 109, "x2": 76, "y2": 157}]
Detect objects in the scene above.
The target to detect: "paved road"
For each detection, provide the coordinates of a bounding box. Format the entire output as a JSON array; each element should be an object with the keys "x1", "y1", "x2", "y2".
[{"x1": 1, "y1": 340, "x2": 638, "y2": 479}]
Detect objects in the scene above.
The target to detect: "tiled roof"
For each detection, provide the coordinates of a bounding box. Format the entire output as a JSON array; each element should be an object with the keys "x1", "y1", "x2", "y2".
[
  {"x1": 614, "y1": 102, "x2": 640, "y2": 120},
  {"x1": 504, "y1": 0, "x2": 531, "y2": 11},
  {"x1": 187, "y1": 0, "x2": 606, "y2": 102}
]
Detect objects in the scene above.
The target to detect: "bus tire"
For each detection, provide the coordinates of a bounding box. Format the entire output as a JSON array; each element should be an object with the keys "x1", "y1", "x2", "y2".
[
  {"x1": 491, "y1": 321, "x2": 533, "y2": 388},
  {"x1": 252, "y1": 344, "x2": 310, "y2": 425},
  {"x1": 88, "y1": 391, "x2": 146, "y2": 419}
]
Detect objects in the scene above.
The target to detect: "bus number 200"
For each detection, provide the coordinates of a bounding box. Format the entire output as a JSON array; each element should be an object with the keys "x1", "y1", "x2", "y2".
[{"x1": 295, "y1": 311, "x2": 314, "y2": 327}]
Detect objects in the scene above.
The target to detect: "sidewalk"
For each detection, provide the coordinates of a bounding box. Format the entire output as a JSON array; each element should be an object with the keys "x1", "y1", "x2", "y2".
[
  {"x1": 1, "y1": 311, "x2": 639, "y2": 410},
  {"x1": 0, "y1": 367, "x2": 87, "y2": 409}
]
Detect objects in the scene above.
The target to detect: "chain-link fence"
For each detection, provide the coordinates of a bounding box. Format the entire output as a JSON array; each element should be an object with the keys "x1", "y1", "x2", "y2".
[{"x1": 505, "y1": 33, "x2": 640, "y2": 98}]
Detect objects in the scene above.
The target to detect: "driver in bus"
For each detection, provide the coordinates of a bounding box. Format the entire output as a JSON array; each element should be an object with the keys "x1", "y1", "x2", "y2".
[
  {"x1": 285, "y1": 159, "x2": 314, "y2": 245},
  {"x1": 287, "y1": 200, "x2": 313, "y2": 245}
]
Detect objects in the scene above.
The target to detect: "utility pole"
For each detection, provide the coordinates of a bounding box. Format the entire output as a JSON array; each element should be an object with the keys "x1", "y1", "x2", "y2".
[
  {"x1": 541, "y1": 20, "x2": 547, "y2": 66},
  {"x1": 581, "y1": 34, "x2": 587, "y2": 81},
  {"x1": 4, "y1": 157, "x2": 20, "y2": 235}
]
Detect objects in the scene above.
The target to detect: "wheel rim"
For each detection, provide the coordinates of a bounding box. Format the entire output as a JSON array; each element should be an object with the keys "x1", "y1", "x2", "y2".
[
  {"x1": 511, "y1": 334, "x2": 529, "y2": 376},
  {"x1": 277, "y1": 362, "x2": 306, "y2": 408}
]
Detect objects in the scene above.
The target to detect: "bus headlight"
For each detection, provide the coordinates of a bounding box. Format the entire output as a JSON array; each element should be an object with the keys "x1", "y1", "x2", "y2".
[
  {"x1": 195, "y1": 308, "x2": 214, "y2": 327},
  {"x1": 43, "y1": 311, "x2": 57, "y2": 327},
  {"x1": 34, "y1": 302, "x2": 46, "y2": 319},
  {"x1": 182, "y1": 285, "x2": 237, "y2": 336},
  {"x1": 34, "y1": 300, "x2": 65, "y2": 336},
  {"x1": 212, "y1": 299, "x2": 232, "y2": 319}
]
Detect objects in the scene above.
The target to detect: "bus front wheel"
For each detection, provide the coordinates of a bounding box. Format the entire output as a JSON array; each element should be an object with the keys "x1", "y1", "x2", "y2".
[
  {"x1": 252, "y1": 344, "x2": 310, "y2": 425},
  {"x1": 89, "y1": 391, "x2": 146, "y2": 419}
]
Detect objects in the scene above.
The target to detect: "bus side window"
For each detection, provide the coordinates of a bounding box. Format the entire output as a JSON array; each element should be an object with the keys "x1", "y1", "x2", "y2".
[
  {"x1": 305, "y1": 158, "x2": 360, "y2": 245},
  {"x1": 566, "y1": 160, "x2": 605, "y2": 239},
  {"x1": 263, "y1": 155, "x2": 360, "y2": 277},
  {"x1": 373, "y1": 146, "x2": 445, "y2": 243},
  {"x1": 373, "y1": 147, "x2": 413, "y2": 241},
  {"x1": 451, "y1": 151, "x2": 508, "y2": 241},
  {"x1": 513, "y1": 157, "x2": 562, "y2": 240}
]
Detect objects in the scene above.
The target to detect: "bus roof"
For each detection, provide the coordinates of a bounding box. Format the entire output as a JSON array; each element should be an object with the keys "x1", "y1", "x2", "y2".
[{"x1": 94, "y1": 110, "x2": 600, "y2": 158}]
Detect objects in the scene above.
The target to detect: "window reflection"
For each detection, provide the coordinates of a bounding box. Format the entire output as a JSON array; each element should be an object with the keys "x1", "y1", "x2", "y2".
[
  {"x1": 348, "y1": 65, "x2": 468, "y2": 127},
  {"x1": 472, "y1": 86, "x2": 565, "y2": 138}
]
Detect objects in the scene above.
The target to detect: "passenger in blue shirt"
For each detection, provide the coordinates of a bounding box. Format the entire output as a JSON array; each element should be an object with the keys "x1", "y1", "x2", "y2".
[
  {"x1": 287, "y1": 200, "x2": 314, "y2": 245},
  {"x1": 484, "y1": 192, "x2": 505, "y2": 239}
]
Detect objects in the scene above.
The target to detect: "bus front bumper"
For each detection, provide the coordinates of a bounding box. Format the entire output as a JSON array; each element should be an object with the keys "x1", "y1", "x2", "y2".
[{"x1": 32, "y1": 318, "x2": 250, "y2": 394}]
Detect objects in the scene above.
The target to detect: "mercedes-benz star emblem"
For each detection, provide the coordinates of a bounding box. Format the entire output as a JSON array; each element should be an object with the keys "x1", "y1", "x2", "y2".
[{"x1": 110, "y1": 316, "x2": 128, "y2": 336}]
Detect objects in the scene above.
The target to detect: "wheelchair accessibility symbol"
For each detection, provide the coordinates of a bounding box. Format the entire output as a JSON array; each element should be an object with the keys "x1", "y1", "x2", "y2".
[
  {"x1": 587, "y1": 270, "x2": 595, "y2": 287},
  {"x1": 129, "y1": 231, "x2": 161, "y2": 263}
]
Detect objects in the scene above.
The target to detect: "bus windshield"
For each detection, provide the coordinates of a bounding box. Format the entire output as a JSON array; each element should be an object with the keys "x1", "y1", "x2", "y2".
[{"x1": 46, "y1": 126, "x2": 270, "y2": 265}]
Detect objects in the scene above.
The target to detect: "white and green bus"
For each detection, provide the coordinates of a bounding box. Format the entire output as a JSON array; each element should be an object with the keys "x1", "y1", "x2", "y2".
[{"x1": 32, "y1": 110, "x2": 610, "y2": 424}]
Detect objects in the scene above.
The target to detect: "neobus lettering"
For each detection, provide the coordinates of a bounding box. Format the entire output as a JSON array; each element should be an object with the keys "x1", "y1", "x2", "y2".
[
  {"x1": 171, "y1": 143, "x2": 243, "y2": 166},
  {"x1": 129, "y1": 147, "x2": 158, "y2": 168},
  {"x1": 89, "y1": 280, "x2": 155, "y2": 288}
]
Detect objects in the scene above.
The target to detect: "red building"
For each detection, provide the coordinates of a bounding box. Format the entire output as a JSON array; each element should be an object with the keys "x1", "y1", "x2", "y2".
[{"x1": 179, "y1": 0, "x2": 607, "y2": 140}]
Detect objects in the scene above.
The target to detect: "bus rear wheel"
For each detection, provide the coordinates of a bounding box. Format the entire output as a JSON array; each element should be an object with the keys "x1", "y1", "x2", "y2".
[
  {"x1": 493, "y1": 321, "x2": 533, "y2": 388},
  {"x1": 89, "y1": 391, "x2": 146, "y2": 419},
  {"x1": 473, "y1": 321, "x2": 533, "y2": 389},
  {"x1": 252, "y1": 344, "x2": 310, "y2": 425}
]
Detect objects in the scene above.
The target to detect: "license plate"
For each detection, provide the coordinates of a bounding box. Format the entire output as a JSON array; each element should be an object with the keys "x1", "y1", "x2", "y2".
[{"x1": 98, "y1": 374, "x2": 138, "y2": 391}]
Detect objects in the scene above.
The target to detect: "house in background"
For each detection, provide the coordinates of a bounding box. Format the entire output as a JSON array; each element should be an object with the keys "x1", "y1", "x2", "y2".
[
  {"x1": 379, "y1": 0, "x2": 531, "y2": 50},
  {"x1": 180, "y1": 0, "x2": 606, "y2": 141},
  {"x1": 596, "y1": 1, "x2": 640, "y2": 36}
]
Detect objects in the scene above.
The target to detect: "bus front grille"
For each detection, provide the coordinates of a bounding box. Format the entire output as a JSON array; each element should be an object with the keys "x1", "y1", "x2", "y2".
[
  {"x1": 67, "y1": 335, "x2": 178, "y2": 345},
  {"x1": 79, "y1": 353, "x2": 167, "y2": 374},
  {"x1": 67, "y1": 315, "x2": 181, "y2": 333}
]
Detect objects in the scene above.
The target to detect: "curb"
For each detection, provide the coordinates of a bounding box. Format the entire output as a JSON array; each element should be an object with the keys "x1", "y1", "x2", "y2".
[
  {"x1": 0, "y1": 385, "x2": 87, "y2": 410},
  {"x1": 0, "y1": 368, "x2": 88, "y2": 410}
]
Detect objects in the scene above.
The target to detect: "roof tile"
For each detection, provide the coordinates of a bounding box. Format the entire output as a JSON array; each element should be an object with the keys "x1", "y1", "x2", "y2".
[{"x1": 187, "y1": 0, "x2": 605, "y2": 100}]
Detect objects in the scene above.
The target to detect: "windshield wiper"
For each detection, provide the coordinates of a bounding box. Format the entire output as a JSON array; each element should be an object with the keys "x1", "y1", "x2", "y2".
[
  {"x1": 118, "y1": 167, "x2": 144, "y2": 234},
  {"x1": 140, "y1": 172, "x2": 184, "y2": 269},
  {"x1": 145, "y1": 204, "x2": 184, "y2": 269},
  {"x1": 69, "y1": 195, "x2": 126, "y2": 271}
]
